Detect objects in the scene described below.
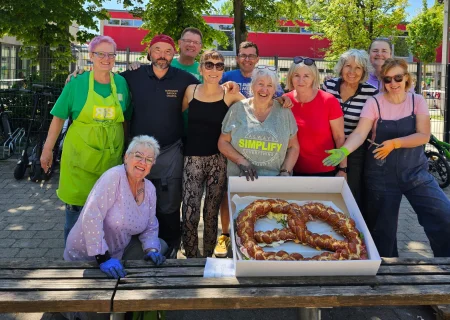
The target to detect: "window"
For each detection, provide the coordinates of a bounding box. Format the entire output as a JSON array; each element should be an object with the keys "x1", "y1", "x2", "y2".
[
  {"x1": 108, "y1": 19, "x2": 120, "y2": 25},
  {"x1": 278, "y1": 27, "x2": 288, "y2": 33},
  {"x1": 289, "y1": 27, "x2": 300, "y2": 33},
  {"x1": 301, "y1": 27, "x2": 312, "y2": 34},
  {"x1": 121, "y1": 19, "x2": 133, "y2": 26},
  {"x1": 217, "y1": 25, "x2": 234, "y2": 52},
  {"x1": 133, "y1": 20, "x2": 143, "y2": 27}
]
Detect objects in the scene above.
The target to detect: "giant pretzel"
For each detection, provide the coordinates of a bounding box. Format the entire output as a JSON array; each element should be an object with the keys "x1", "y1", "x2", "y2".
[{"x1": 236, "y1": 199, "x2": 368, "y2": 260}]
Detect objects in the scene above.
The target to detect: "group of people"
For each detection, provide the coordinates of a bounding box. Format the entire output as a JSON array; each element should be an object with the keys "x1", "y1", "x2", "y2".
[{"x1": 41, "y1": 29, "x2": 450, "y2": 289}]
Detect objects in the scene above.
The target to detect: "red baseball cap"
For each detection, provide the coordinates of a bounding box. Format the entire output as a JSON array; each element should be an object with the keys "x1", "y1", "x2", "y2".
[{"x1": 149, "y1": 34, "x2": 177, "y2": 53}]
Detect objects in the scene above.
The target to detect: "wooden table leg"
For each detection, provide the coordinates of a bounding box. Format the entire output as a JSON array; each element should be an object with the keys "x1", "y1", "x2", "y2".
[
  {"x1": 110, "y1": 312, "x2": 125, "y2": 320},
  {"x1": 298, "y1": 307, "x2": 321, "y2": 320}
]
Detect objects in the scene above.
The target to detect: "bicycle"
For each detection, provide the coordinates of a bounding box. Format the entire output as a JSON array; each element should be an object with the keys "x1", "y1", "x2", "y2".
[
  {"x1": 425, "y1": 134, "x2": 450, "y2": 188},
  {"x1": 0, "y1": 89, "x2": 26, "y2": 160},
  {"x1": 13, "y1": 84, "x2": 62, "y2": 182}
]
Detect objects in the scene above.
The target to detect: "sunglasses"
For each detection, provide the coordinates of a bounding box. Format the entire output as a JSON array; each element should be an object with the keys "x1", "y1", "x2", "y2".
[
  {"x1": 203, "y1": 61, "x2": 225, "y2": 71},
  {"x1": 383, "y1": 74, "x2": 405, "y2": 83},
  {"x1": 256, "y1": 65, "x2": 276, "y2": 71},
  {"x1": 293, "y1": 56, "x2": 315, "y2": 66}
]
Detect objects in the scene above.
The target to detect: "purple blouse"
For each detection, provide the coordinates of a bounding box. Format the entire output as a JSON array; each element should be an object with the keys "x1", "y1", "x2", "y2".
[{"x1": 64, "y1": 164, "x2": 160, "y2": 261}]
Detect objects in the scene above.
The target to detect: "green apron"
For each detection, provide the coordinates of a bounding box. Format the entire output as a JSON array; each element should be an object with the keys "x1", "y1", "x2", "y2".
[{"x1": 57, "y1": 71, "x2": 125, "y2": 206}]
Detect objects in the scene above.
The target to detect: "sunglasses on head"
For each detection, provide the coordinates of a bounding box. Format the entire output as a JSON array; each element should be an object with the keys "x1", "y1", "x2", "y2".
[
  {"x1": 256, "y1": 65, "x2": 276, "y2": 72},
  {"x1": 203, "y1": 61, "x2": 225, "y2": 71},
  {"x1": 293, "y1": 56, "x2": 315, "y2": 66},
  {"x1": 383, "y1": 74, "x2": 405, "y2": 83}
]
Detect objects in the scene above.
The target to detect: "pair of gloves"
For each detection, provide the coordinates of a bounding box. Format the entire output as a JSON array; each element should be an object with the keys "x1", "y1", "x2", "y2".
[
  {"x1": 99, "y1": 251, "x2": 166, "y2": 279},
  {"x1": 323, "y1": 139, "x2": 401, "y2": 167}
]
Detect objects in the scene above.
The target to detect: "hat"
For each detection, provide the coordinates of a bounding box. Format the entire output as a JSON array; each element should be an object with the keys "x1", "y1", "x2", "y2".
[{"x1": 149, "y1": 34, "x2": 177, "y2": 52}]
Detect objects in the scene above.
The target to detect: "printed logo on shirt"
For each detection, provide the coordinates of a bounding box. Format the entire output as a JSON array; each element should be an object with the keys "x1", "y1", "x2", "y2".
[
  {"x1": 93, "y1": 106, "x2": 115, "y2": 121},
  {"x1": 165, "y1": 89, "x2": 178, "y2": 98},
  {"x1": 117, "y1": 93, "x2": 123, "y2": 102},
  {"x1": 239, "y1": 83, "x2": 252, "y2": 98},
  {"x1": 238, "y1": 129, "x2": 283, "y2": 165}
]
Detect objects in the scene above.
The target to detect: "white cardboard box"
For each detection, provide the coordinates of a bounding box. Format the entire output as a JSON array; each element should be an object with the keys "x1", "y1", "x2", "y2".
[{"x1": 228, "y1": 176, "x2": 381, "y2": 277}]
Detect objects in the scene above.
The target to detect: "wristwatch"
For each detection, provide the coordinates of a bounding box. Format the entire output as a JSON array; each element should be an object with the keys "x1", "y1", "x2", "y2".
[{"x1": 338, "y1": 167, "x2": 348, "y2": 173}]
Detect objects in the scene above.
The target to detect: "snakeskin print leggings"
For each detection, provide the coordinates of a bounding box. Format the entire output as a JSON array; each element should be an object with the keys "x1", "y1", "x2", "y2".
[{"x1": 182, "y1": 153, "x2": 227, "y2": 258}]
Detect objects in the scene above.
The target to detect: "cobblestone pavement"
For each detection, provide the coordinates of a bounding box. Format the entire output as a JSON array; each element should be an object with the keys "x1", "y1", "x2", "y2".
[{"x1": 0, "y1": 159, "x2": 448, "y2": 319}]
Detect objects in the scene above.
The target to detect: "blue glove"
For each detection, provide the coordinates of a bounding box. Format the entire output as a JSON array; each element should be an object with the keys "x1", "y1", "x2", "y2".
[
  {"x1": 99, "y1": 258, "x2": 126, "y2": 279},
  {"x1": 144, "y1": 251, "x2": 166, "y2": 266}
]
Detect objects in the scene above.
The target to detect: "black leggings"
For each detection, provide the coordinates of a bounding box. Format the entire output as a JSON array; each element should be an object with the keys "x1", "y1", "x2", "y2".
[{"x1": 182, "y1": 154, "x2": 227, "y2": 258}]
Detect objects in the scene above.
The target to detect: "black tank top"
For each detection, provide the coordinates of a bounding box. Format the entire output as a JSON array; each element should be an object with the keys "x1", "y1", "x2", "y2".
[{"x1": 185, "y1": 85, "x2": 229, "y2": 156}]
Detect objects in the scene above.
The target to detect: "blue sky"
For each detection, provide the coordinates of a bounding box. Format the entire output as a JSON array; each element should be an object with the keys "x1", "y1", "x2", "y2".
[{"x1": 103, "y1": 0, "x2": 434, "y2": 21}]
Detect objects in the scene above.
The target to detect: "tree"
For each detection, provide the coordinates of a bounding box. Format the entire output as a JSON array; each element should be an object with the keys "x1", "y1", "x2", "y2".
[
  {"x1": 134, "y1": 0, "x2": 228, "y2": 51},
  {"x1": 297, "y1": 0, "x2": 408, "y2": 60},
  {"x1": 407, "y1": 0, "x2": 443, "y2": 63},
  {"x1": 0, "y1": 0, "x2": 112, "y2": 83},
  {"x1": 229, "y1": 0, "x2": 294, "y2": 52}
]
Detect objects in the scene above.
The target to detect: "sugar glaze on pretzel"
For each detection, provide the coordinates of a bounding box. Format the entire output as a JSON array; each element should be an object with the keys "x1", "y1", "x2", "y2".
[{"x1": 236, "y1": 199, "x2": 368, "y2": 261}]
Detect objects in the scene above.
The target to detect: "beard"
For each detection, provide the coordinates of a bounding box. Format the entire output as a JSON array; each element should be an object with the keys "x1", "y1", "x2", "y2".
[{"x1": 151, "y1": 57, "x2": 172, "y2": 70}]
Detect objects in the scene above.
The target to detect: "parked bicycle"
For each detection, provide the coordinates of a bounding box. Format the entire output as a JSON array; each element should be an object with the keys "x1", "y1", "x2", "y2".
[
  {"x1": 13, "y1": 84, "x2": 63, "y2": 182},
  {"x1": 0, "y1": 89, "x2": 26, "y2": 160},
  {"x1": 426, "y1": 134, "x2": 450, "y2": 188}
]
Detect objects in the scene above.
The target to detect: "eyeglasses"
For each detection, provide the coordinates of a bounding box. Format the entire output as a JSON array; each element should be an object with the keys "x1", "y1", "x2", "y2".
[
  {"x1": 92, "y1": 52, "x2": 117, "y2": 59},
  {"x1": 293, "y1": 56, "x2": 315, "y2": 66},
  {"x1": 180, "y1": 39, "x2": 202, "y2": 46},
  {"x1": 132, "y1": 152, "x2": 154, "y2": 165},
  {"x1": 383, "y1": 74, "x2": 405, "y2": 83},
  {"x1": 202, "y1": 61, "x2": 225, "y2": 71},
  {"x1": 256, "y1": 65, "x2": 276, "y2": 71},
  {"x1": 238, "y1": 54, "x2": 258, "y2": 60}
]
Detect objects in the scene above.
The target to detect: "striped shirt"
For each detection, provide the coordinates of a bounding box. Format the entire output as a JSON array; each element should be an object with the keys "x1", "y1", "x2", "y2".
[{"x1": 323, "y1": 78, "x2": 378, "y2": 136}]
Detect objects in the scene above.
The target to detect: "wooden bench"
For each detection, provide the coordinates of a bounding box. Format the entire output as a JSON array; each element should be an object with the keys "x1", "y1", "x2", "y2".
[{"x1": 1, "y1": 258, "x2": 450, "y2": 318}]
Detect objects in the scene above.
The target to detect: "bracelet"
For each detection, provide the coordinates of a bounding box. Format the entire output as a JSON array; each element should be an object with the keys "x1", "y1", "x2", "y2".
[
  {"x1": 278, "y1": 169, "x2": 292, "y2": 175},
  {"x1": 95, "y1": 251, "x2": 111, "y2": 265}
]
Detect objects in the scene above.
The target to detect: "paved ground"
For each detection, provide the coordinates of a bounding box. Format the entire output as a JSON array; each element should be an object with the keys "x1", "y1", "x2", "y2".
[{"x1": 0, "y1": 158, "x2": 448, "y2": 319}]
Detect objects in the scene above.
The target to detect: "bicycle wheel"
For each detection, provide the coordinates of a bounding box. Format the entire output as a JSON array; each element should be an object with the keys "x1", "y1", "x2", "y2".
[{"x1": 426, "y1": 151, "x2": 450, "y2": 188}]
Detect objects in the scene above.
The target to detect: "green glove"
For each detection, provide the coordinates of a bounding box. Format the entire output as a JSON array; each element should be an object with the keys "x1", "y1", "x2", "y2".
[{"x1": 322, "y1": 147, "x2": 350, "y2": 167}]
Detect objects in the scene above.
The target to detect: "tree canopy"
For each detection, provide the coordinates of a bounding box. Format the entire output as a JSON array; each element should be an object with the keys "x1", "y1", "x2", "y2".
[
  {"x1": 0, "y1": 0, "x2": 110, "y2": 81},
  {"x1": 407, "y1": 0, "x2": 443, "y2": 63},
  {"x1": 134, "y1": 0, "x2": 228, "y2": 51},
  {"x1": 297, "y1": 0, "x2": 408, "y2": 60}
]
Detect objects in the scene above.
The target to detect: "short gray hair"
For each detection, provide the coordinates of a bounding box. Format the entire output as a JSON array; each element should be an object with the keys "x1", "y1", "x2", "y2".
[
  {"x1": 126, "y1": 135, "x2": 160, "y2": 159},
  {"x1": 286, "y1": 62, "x2": 320, "y2": 91},
  {"x1": 334, "y1": 49, "x2": 373, "y2": 83},
  {"x1": 250, "y1": 67, "x2": 279, "y2": 96}
]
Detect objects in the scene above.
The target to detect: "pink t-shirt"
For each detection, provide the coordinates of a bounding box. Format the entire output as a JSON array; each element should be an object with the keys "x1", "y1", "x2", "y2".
[{"x1": 360, "y1": 93, "x2": 429, "y2": 138}]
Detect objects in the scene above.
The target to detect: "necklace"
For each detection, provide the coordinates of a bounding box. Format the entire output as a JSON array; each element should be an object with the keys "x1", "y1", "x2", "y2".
[{"x1": 135, "y1": 180, "x2": 144, "y2": 203}]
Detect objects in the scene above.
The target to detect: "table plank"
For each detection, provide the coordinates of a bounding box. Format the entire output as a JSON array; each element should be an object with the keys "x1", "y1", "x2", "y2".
[
  {"x1": 116, "y1": 275, "x2": 450, "y2": 289},
  {"x1": 377, "y1": 265, "x2": 450, "y2": 274},
  {"x1": 0, "y1": 279, "x2": 117, "y2": 290},
  {"x1": 112, "y1": 285, "x2": 450, "y2": 311},
  {"x1": 0, "y1": 291, "x2": 114, "y2": 313},
  {"x1": 125, "y1": 267, "x2": 205, "y2": 278},
  {"x1": 0, "y1": 269, "x2": 106, "y2": 279},
  {"x1": 382, "y1": 258, "x2": 450, "y2": 265}
]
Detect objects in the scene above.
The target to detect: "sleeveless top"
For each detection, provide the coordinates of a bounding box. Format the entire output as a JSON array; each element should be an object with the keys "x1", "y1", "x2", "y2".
[{"x1": 185, "y1": 85, "x2": 229, "y2": 156}]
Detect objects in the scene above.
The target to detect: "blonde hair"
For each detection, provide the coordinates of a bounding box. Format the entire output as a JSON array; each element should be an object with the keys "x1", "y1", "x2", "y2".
[{"x1": 286, "y1": 62, "x2": 320, "y2": 90}]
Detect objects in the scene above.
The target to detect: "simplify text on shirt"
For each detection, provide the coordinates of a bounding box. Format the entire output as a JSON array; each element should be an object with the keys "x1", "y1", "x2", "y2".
[{"x1": 238, "y1": 139, "x2": 282, "y2": 152}]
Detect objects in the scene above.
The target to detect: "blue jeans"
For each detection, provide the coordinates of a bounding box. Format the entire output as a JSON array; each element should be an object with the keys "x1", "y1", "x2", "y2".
[
  {"x1": 64, "y1": 204, "x2": 83, "y2": 245},
  {"x1": 365, "y1": 176, "x2": 450, "y2": 257}
]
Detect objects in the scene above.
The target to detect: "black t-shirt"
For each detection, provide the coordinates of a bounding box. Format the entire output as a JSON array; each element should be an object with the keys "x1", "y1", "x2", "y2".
[{"x1": 121, "y1": 66, "x2": 199, "y2": 147}]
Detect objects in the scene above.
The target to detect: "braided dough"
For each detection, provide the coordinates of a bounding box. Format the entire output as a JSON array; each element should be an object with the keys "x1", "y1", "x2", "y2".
[{"x1": 236, "y1": 199, "x2": 368, "y2": 260}]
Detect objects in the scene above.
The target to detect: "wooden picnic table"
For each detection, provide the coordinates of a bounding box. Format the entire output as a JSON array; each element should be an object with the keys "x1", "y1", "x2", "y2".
[{"x1": 1, "y1": 258, "x2": 450, "y2": 317}]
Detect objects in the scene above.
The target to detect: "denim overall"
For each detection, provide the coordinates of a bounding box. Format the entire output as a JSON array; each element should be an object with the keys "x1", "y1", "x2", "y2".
[{"x1": 364, "y1": 94, "x2": 450, "y2": 257}]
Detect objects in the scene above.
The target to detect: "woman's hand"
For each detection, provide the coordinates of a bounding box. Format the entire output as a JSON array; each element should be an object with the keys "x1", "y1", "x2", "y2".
[
  {"x1": 144, "y1": 251, "x2": 166, "y2": 266},
  {"x1": 237, "y1": 159, "x2": 258, "y2": 181},
  {"x1": 373, "y1": 139, "x2": 401, "y2": 160},
  {"x1": 128, "y1": 62, "x2": 141, "y2": 71},
  {"x1": 323, "y1": 147, "x2": 350, "y2": 167},
  {"x1": 222, "y1": 81, "x2": 240, "y2": 94},
  {"x1": 65, "y1": 68, "x2": 85, "y2": 84},
  {"x1": 335, "y1": 170, "x2": 347, "y2": 180},
  {"x1": 40, "y1": 147, "x2": 53, "y2": 173},
  {"x1": 275, "y1": 96, "x2": 293, "y2": 108},
  {"x1": 99, "y1": 258, "x2": 127, "y2": 279}
]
